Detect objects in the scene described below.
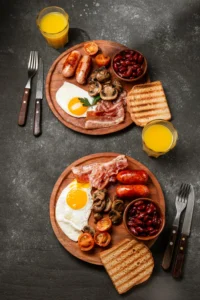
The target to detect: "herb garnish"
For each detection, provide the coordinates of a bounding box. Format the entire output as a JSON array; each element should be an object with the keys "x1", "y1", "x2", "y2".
[{"x1": 79, "y1": 95, "x2": 101, "y2": 107}]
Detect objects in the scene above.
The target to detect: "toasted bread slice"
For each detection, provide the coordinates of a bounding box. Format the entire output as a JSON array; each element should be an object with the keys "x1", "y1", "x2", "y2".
[
  {"x1": 100, "y1": 238, "x2": 154, "y2": 294},
  {"x1": 127, "y1": 81, "x2": 171, "y2": 126}
]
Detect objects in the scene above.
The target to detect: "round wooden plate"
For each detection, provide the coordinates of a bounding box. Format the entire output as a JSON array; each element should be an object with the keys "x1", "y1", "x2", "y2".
[
  {"x1": 45, "y1": 40, "x2": 149, "y2": 135},
  {"x1": 50, "y1": 153, "x2": 165, "y2": 265}
]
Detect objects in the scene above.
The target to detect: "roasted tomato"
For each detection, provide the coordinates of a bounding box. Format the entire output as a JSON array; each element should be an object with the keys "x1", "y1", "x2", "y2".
[
  {"x1": 84, "y1": 41, "x2": 99, "y2": 55},
  {"x1": 78, "y1": 233, "x2": 95, "y2": 251},
  {"x1": 95, "y1": 54, "x2": 111, "y2": 67},
  {"x1": 94, "y1": 231, "x2": 111, "y2": 247},
  {"x1": 96, "y1": 217, "x2": 112, "y2": 232}
]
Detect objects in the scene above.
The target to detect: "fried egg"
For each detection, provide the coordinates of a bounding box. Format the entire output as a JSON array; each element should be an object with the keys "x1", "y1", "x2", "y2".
[
  {"x1": 55, "y1": 180, "x2": 93, "y2": 241},
  {"x1": 56, "y1": 82, "x2": 96, "y2": 118}
]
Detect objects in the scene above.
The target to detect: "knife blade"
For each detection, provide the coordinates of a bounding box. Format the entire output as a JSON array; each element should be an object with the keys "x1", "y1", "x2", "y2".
[
  {"x1": 172, "y1": 184, "x2": 195, "y2": 278},
  {"x1": 33, "y1": 58, "x2": 43, "y2": 136},
  {"x1": 181, "y1": 184, "x2": 194, "y2": 236},
  {"x1": 161, "y1": 183, "x2": 189, "y2": 271}
]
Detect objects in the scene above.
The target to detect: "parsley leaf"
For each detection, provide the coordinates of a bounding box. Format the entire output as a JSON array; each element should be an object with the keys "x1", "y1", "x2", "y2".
[
  {"x1": 92, "y1": 95, "x2": 101, "y2": 105},
  {"x1": 78, "y1": 97, "x2": 91, "y2": 107},
  {"x1": 79, "y1": 95, "x2": 101, "y2": 107}
]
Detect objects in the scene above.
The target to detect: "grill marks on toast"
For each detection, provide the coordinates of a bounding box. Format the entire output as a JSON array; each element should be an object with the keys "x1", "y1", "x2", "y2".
[
  {"x1": 117, "y1": 261, "x2": 154, "y2": 294},
  {"x1": 100, "y1": 239, "x2": 137, "y2": 264},
  {"x1": 127, "y1": 81, "x2": 171, "y2": 126},
  {"x1": 100, "y1": 238, "x2": 154, "y2": 294},
  {"x1": 131, "y1": 103, "x2": 168, "y2": 113}
]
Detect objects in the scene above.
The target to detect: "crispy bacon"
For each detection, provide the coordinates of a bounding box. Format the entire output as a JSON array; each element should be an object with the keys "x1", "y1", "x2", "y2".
[
  {"x1": 96, "y1": 100, "x2": 114, "y2": 112},
  {"x1": 71, "y1": 164, "x2": 97, "y2": 183},
  {"x1": 116, "y1": 90, "x2": 127, "y2": 105},
  {"x1": 85, "y1": 91, "x2": 127, "y2": 129},
  {"x1": 72, "y1": 155, "x2": 128, "y2": 189},
  {"x1": 85, "y1": 100, "x2": 125, "y2": 129}
]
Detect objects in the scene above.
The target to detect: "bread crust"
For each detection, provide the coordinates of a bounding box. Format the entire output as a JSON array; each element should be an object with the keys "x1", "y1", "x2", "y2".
[
  {"x1": 127, "y1": 81, "x2": 171, "y2": 126},
  {"x1": 100, "y1": 238, "x2": 154, "y2": 294}
]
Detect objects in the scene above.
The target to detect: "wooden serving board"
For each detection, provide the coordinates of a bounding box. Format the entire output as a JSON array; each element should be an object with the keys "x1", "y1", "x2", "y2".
[
  {"x1": 45, "y1": 40, "x2": 149, "y2": 135},
  {"x1": 49, "y1": 153, "x2": 165, "y2": 265}
]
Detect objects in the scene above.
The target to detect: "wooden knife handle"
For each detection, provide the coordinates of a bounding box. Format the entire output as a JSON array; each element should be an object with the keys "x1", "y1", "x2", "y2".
[
  {"x1": 18, "y1": 88, "x2": 30, "y2": 126},
  {"x1": 33, "y1": 99, "x2": 42, "y2": 136},
  {"x1": 162, "y1": 225, "x2": 178, "y2": 270},
  {"x1": 172, "y1": 234, "x2": 188, "y2": 278}
]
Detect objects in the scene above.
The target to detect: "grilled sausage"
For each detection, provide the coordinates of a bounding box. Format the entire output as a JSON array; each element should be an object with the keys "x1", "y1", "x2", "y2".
[
  {"x1": 62, "y1": 50, "x2": 81, "y2": 77},
  {"x1": 116, "y1": 185, "x2": 150, "y2": 198},
  {"x1": 75, "y1": 55, "x2": 92, "y2": 84},
  {"x1": 116, "y1": 170, "x2": 149, "y2": 185}
]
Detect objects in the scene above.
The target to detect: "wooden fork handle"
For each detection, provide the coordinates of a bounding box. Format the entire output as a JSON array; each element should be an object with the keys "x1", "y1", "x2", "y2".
[
  {"x1": 18, "y1": 88, "x2": 30, "y2": 126},
  {"x1": 162, "y1": 225, "x2": 178, "y2": 270},
  {"x1": 172, "y1": 234, "x2": 188, "y2": 278},
  {"x1": 33, "y1": 99, "x2": 42, "y2": 137}
]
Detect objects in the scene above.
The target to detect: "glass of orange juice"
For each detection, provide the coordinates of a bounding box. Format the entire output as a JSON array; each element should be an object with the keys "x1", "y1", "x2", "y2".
[
  {"x1": 36, "y1": 7, "x2": 69, "y2": 49},
  {"x1": 142, "y1": 120, "x2": 178, "y2": 158}
]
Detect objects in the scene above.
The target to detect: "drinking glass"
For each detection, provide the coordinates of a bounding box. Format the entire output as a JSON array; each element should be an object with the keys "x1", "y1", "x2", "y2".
[
  {"x1": 142, "y1": 120, "x2": 178, "y2": 158},
  {"x1": 36, "y1": 7, "x2": 69, "y2": 49}
]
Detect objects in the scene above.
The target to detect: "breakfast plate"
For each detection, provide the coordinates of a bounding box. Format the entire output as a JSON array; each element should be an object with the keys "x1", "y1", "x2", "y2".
[
  {"x1": 45, "y1": 40, "x2": 150, "y2": 135},
  {"x1": 49, "y1": 153, "x2": 165, "y2": 265}
]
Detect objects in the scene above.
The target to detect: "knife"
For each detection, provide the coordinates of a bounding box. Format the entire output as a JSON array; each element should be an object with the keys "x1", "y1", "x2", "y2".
[
  {"x1": 33, "y1": 57, "x2": 43, "y2": 136},
  {"x1": 172, "y1": 184, "x2": 195, "y2": 278}
]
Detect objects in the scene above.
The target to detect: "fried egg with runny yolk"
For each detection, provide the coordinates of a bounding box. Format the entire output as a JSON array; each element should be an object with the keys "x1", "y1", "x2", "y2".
[
  {"x1": 56, "y1": 82, "x2": 96, "y2": 118},
  {"x1": 55, "y1": 180, "x2": 93, "y2": 241}
]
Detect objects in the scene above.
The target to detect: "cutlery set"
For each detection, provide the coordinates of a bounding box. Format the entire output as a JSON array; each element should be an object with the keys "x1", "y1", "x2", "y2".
[
  {"x1": 162, "y1": 183, "x2": 195, "y2": 278},
  {"x1": 18, "y1": 51, "x2": 43, "y2": 136}
]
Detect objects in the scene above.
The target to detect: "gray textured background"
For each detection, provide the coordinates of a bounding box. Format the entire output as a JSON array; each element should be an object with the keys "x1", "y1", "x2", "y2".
[{"x1": 0, "y1": 0, "x2": 200, "y2": 299}]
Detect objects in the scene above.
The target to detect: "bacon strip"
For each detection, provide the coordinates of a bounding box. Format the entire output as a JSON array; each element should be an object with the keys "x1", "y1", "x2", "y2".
[
  {"x1": 85, "y1": 101, "x2": 125, "y2": 129},
  {"x1": 84, "y1": 91, "x2": 127, "y2": 129},
  {"x1": 71, "y1": 164, "x2": 97, "y2": 183},
  {"x1": 72, "y1": 155, "x2": 128, "y2": 189}
]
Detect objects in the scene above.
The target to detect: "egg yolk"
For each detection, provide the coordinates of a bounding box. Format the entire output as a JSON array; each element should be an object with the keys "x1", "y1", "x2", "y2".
[
  {"x1": 68, "y1": 97, "x2": 88, "y2": 116},
  {"x1": 76, "y1": 182, "x2": 90, "y2": 189},
  {"x1": 66, "y1": 188, "x2": 88, "y2": 210},
  {"x1": 69, "y1": 180, "x2": 90, "y2": 189}
]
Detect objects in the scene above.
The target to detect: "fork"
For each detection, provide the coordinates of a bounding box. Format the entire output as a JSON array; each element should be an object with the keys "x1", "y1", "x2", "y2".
[
  {"x1": 18, "y1": 51, "x2": 39, "y2": 126},
  {"x1": 162, "y1": 183, "x2": 190, "y2": 270}
]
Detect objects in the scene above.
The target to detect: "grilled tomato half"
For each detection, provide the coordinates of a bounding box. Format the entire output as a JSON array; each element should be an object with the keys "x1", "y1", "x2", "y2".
[
  {"x1": 78, "y1": 233, "x2": 95, "y2": 251},
  {"x1": 95, "y1": 54, "x2": 111, "y2": 67},
  {"x1": 94, "y1": 231, "x2": 111, "y2": 247},
  {"x1": 84, "y1": 41, "x2": 99, "y2": 56},
  {"x1": 96, "y1": 217, "x2": 112, "y2": 232}
]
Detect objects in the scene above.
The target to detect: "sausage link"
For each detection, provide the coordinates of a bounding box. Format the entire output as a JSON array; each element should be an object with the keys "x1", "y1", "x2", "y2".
[
  {"x1": 75, "y1": 55, "x2": 92, "y2": 85},
  {"x1": 116, "y1": 185, "x2": 150, "y2": 198},
  {"x1": 62, "y1": 50, "x2": 81, "y2": 78},
  {"x1": 116, "y1": 170, "x2": 148, "y2": 185}
]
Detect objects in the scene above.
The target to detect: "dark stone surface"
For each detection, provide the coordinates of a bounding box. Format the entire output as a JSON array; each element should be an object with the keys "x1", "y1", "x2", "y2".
[{"x1": 0, "y1": 0, "x2": 200, "y2": 299}]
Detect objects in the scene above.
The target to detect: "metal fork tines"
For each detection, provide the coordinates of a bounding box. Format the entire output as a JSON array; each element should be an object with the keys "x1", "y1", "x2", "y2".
[
  {"x1": 173, "y1": 183, "x2": 191, "y2": 227},
  {"x1": 162, "y1": 183, "x2": 190, "y2": 270},
  {"x1": 26, "y1": 51, "x2": 39, "y2": 88},
  {"x1": 18, "y1": 51, "x2": 39, "y2": 126}
]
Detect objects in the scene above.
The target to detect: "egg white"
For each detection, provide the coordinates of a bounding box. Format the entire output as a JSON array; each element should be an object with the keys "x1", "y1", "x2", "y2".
[
  {"x1": 56, "y1": 82, "x2": 96, "y2": 118},
  {"x1": 55, "y1": 180, "x2": 93, "y2": 242}
]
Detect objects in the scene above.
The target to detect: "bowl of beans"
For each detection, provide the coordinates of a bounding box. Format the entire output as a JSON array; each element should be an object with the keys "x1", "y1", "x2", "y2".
[
  {"x1": 111, "y1": 49, "x2": 147, "y2": 82},
  {"x1": 123, "y1": 198, "x2": 165, "y2": 241}
]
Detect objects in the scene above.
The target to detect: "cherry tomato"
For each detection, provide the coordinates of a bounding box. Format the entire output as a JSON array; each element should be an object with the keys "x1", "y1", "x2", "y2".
[
  {"x1": 94, "y1": 231, "x2": 111, "y2": 247},
  {"x1": 95, "y1": 54, "x2": 111, "y2": 67},
  {"x1": 78, "y1": 233, "x2": 95, "y2": 251},
  {"x1": 96, "y1": 217, "x2": 112, "y2": 232},
  {"x1": 84, "y1": 42, "x2": 99, "y2": 56}
]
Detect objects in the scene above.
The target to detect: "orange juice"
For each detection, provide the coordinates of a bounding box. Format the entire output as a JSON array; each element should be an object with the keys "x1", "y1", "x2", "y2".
[
  {"x1": 143, "y1": 124, "x2": 173, "y2": 152},
  {"x1": 40, "y1": 13, "x2": 67, "y2": 34},
  {"x1": 142, "y1": 120, "x2": 178, "y2": 157},
  {"x1": 37, "y1": 7, "x2": 69, "y2": 49}
]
